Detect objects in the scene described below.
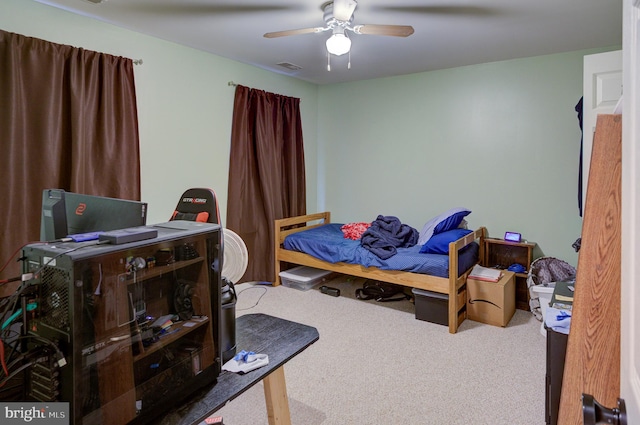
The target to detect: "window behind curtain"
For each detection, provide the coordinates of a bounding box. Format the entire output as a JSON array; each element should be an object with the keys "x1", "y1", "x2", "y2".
[
  {"x1": 226, "y1": 85, "x2": 306, "y2": 283},
  {"x1": 0, "y1": 30, "x2": 141, "y2": 292}
]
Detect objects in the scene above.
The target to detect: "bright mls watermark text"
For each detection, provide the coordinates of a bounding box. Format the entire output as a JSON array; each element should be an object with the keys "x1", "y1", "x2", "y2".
[{"x1": 1, "y1": 403, "x2": 69, "y2": 424}]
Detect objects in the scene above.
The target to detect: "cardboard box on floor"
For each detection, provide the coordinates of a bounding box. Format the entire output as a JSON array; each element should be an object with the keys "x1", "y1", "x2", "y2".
[{"x1": 467, "y1": 270, "x2": 516, "y2": 327}]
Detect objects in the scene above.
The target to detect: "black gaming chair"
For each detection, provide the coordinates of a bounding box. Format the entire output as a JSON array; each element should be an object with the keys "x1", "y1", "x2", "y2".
[{"x1": 169, "y1": 188, "x2": 221, "y2": 224}]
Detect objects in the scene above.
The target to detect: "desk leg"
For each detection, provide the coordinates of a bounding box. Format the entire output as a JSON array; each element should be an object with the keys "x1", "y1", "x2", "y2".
[{"x1": 263, "y1": 366, "x2": 291, "y2": 425}]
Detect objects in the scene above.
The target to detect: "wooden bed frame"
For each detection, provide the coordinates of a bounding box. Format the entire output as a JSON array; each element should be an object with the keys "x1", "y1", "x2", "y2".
[{"x1": 274, "y1": 212, "x2": 486, "y2": 334}]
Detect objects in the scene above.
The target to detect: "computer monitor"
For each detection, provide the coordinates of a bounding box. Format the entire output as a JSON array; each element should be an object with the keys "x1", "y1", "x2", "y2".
[{"x1": 40, "y1": 189, "x2": 148, "y2": 241}]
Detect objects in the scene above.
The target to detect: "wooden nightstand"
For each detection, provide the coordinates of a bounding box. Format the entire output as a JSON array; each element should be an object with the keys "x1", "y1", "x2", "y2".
[{"x1": 482, "y1": 237, "x2": 536, "y2": 310}]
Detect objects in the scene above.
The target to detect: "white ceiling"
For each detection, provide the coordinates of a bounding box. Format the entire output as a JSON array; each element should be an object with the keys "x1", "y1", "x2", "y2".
[{"x1": 34, "y1": 0, "x2": 622, "y2": 85}]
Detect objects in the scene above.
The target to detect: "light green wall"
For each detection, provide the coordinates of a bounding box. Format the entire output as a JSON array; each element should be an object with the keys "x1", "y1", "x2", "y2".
[
  {"x1": 1, "y1": 0, "x2": 319, "y2": 226},
  {"x1": 3, "y1": 0, "x2": 617, "y2": 266},
  {"x1": 317, "y1": 49, "x2": 613, "y2": 266}
]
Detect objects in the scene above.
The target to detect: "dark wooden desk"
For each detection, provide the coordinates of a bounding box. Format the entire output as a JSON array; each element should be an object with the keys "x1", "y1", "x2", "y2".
[{"x1": 157, "y1": 313, "x2": 319, "y2": 425}]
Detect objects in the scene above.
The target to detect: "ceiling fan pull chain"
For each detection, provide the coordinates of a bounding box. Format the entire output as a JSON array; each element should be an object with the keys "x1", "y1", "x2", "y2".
[
  {"x1": 327, "y1": 51, "x2": 331, "y2": 71},
  {"x1": 348, "y1": 50, "x2": 351, "y2": 70}
]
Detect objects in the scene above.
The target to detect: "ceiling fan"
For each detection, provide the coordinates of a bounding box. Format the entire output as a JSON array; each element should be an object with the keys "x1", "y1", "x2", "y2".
[{"x1": 264, "y1": 0, "x2": 414, "y2": 70}]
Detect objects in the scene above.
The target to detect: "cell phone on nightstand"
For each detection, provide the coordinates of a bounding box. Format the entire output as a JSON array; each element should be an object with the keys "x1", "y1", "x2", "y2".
[{"x1": 504, "y1": 231, "x2": 522, "y2": 242}]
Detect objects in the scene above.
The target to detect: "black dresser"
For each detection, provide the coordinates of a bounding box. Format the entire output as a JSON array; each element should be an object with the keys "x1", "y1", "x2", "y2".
[{"x1": 546, "y1": 327, "x2": 569, "y2": 425}]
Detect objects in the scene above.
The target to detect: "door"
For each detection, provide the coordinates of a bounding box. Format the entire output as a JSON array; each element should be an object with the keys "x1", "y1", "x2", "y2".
[
  {"x1": 621, "y1": 0, "x2": 640, "y2": 421},
  {"x1": 582, "y1": 1, "x2": 640, "y2": 422},
  {"x1": 582, "y1": 50, "x2": 622, "y2": 214},
  {"x1": 559, "y1": 45, "x2": 628, "y2": 425}
]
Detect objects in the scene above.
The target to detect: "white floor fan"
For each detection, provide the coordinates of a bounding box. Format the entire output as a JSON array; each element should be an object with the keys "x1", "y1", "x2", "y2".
[{"x1": 222, "y1": 228, "x2": 248, "y2": 285}]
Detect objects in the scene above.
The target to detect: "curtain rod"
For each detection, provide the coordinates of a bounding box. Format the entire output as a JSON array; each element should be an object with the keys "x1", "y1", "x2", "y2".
[
  {"x1": 133, "y1": 59, "x2": 143, "y2": 65},
  {"x1": 226, "y1": 81, "x2": 299, "y2": 102}
]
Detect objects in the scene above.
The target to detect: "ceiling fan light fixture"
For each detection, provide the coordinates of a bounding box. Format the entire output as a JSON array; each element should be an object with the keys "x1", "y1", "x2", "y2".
[{"x1": 326, "y1": 33, "x2": 351, "y2": 56}]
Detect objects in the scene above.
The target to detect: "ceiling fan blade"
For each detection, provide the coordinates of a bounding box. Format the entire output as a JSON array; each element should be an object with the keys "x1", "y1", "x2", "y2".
[
  {"x1": 376, "y1": 6, "x2": 499, "y2": 17},
  {"x1": 333, "y1": 0, "x2": 358, "y2": 22},
  {"x1": 120, "y1": 4, "x2": 298, "y2": 15},
  {"x1": 352, "y1": 24, "x2": 415, "y2": 37},
  {"x1": 264, "y1": 27, "x2": 325, "y2": 38}
]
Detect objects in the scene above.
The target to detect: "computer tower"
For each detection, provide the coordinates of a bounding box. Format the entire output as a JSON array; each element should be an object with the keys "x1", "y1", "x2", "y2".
[{"x1": 20, "y1": 221, "x2": 222, "y2": 425}]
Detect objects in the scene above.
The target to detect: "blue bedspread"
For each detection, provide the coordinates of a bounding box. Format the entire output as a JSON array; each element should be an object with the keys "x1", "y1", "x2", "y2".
[{"x1": 283, "y1": 223, "x2": 479, "y2": 277}]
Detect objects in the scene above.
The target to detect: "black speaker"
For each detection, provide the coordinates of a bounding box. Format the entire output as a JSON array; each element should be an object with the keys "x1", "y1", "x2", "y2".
[{"x1": 174, "y1": 279, "x2": 195, "y2": 320}]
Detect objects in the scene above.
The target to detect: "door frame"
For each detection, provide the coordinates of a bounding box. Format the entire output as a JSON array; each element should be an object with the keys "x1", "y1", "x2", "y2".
[{"x1": 621, "y1": 0, "x2": 640, "y2": 420}]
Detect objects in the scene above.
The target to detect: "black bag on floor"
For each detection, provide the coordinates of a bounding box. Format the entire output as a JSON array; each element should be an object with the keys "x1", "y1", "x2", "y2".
[{"x1": 355, "y1": 280, "x2": 410, "y2": 302}]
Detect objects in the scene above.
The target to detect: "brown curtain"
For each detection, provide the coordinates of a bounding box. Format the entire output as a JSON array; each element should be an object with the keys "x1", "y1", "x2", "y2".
[
  {"x1": 227, "y1": 85, "x2": 306, "y2": 283},
  {"x1": 0, "y1": 30, "x2": 140, "y2": 288}
]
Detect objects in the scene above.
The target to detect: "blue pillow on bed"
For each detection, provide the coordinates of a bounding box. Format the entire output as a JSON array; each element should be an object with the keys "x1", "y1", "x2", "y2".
[
  {"x1": 417, "y1": 207, "x2": 471, "y2": 245},
  {"x1": 420, "y1": 228, "x2": 473, "y2": 255},
  {"x1": 433, "y1": 210, "x2": 471, "y2": 234}
]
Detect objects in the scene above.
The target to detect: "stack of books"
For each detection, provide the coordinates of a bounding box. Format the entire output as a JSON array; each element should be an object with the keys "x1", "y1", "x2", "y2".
[
  {"x1": 550, "y1": 280, "x2": 575, "y2": 311},
  {"x1": 468, "y1": 264, "x2": 502, "y2": 282}
]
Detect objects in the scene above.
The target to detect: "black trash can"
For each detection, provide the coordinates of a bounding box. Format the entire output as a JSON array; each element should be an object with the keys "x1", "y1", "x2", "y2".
[{"x1": 220, "y1": 278, "x2": 237, "y2": 363}]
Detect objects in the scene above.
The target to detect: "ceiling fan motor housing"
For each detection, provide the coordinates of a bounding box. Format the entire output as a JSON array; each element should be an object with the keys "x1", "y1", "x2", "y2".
[{"x1": 323, "y1": 2, "x2": 355, "y2": 27}]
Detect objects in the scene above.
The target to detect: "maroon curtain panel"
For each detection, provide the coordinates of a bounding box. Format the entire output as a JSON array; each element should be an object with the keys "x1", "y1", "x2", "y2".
[
  {"x1": 227, "y1": 85, "x2": 306, "y2": 283},
  {"x1": 0, "y1": 30, "x2": 140, "y2": 291}
]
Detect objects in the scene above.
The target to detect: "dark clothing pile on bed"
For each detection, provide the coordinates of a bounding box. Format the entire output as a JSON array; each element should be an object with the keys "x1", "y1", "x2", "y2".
[{"x1": 360, "y1": 215, "x2": 419, "y2": 259}]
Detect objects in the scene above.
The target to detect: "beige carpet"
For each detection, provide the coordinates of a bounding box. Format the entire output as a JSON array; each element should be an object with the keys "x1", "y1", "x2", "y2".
[{"x1": 210, "y1": 274, "x2": 547, "y2": 425}]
